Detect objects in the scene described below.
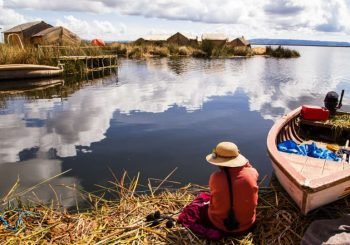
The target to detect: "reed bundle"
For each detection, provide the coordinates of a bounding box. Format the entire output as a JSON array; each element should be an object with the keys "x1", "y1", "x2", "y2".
[{"x1": 329, "y1": 114, "x2": 350, "y2": 128}]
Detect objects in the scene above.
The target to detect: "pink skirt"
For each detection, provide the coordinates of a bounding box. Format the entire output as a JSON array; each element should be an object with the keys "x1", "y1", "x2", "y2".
[{"x1": 177, "y1": 192, "x2": 223, "y2": 240}]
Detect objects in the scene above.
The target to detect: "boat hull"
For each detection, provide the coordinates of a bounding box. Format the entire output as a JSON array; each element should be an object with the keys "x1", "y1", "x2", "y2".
[
  {"x1": 0, "y1": 64, "x2": 63, "y2": 80},
  {"x1": 271, "y1": 158, "x2": 350, "y2": 214},
  {"x1": 267, "y1": 107, "x2": 350, "y2": 215}
]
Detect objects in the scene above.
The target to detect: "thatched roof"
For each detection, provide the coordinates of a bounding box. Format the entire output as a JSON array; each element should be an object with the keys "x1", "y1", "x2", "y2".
[
  {"x1": 201, "y1": 33, "x2": 227, "y2": 41},
  {"x1": 31, "y1": 26, "x2": 81, "y2": 45},
  {"x1": 179, "y1": 33, "x2": 198, "y2": 40},
  {"x1": 231, "y1": 36, "x2": 250, "y2": 46},
  {"x1": 4, "y1": 21, "x2": 50, "y2": 33},
  {"x1": 139, "y1": 34, "x2": 170, "y2": 41}
]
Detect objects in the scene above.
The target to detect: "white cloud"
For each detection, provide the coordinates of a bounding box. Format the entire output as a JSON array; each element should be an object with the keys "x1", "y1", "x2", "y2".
[
  {"x1": 264, "y1": 0, "x2": 350, "y2": 34},
  {"x1": 0, "y1": 0, "x2": 28, "y2": 30},
  {"x1": 4, "y1": 0, "x2": 112, "y2": 13},
  {"x1": 315, "y1": 1, "x2": 350, "y2": 33},
  {"x1": 1, "y1": 0, "x2": 350, "y2": 42},
  {"x1": 56, "y1": 15, "x2": 125, "y2": 39}
]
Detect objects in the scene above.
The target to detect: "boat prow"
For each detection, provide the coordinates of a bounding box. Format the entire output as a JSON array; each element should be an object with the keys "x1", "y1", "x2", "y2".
[
  {"x1": 267, "y1": 106, "x2": 350, "y2": 215},
  {"x1": 0, "y1": 64, "x2": 63, "y2": 80}
]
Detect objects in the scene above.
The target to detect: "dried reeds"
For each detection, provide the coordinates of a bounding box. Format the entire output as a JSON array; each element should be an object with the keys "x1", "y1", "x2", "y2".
[
  {"x1": 1, "y1": 172, "x2": 349, "y2": 244},
  {"x1": 329, "y1": 114, "x2": 350, "y2": 128}
]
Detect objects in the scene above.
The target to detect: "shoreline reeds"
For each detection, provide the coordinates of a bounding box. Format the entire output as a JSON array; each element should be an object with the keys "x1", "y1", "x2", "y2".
[
  {"x1": 1, "y1": 171, "x2": 349, "y2": 244},
  {"x1": 0, "y1": 44, "x2": 118, "y2": 75},
  {"x1": 0, "y1": 42, "x2": 299, "y2": 68},
  {"x1": 265, "y1": 46, "x2": 300, "y2": 58}
]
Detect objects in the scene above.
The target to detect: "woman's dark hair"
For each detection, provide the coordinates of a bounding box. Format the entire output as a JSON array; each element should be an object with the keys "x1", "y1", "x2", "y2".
[{"x1": 223, "y1": 167, "x2": 240, "y2": 230}]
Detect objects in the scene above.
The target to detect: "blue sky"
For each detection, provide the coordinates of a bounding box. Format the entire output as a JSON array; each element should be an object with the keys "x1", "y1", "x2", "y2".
[{"x1": 1, "y1": 0, "x2": 350, "y2": 42}]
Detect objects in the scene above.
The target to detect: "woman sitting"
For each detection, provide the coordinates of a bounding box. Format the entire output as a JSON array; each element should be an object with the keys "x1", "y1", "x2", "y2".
[{"x1": 178, "y1": 141, "x2": 259, "y2": 240}]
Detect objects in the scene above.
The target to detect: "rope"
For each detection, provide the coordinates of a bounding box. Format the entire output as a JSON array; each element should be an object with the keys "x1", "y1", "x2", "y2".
[{"x1": 0, "y1": 209, "x2": 39, "y2": 232}]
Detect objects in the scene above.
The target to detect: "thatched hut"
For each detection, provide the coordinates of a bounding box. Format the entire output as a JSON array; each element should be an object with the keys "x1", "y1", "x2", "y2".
[
  {"x1": 201, "y1": 33, "x2": 228, "y2": 47},
  {"x1": 31, "y1": 26, "x2": 81, "y2": 46},
  {"x1": 134, "y1": 34, "x2": 170, "y2": 46},
  {"x1": 4, "y1": 21, "x2": 52, "y2": 46},
  {"x1": 229, "y1": 36, "x2": 251, "y2": 48},
  {"x1": 167, "y1": 32, "x2": 198, "y2": 46}
]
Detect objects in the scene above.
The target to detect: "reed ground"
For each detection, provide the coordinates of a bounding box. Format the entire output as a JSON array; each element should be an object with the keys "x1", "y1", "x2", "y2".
[{"x1": 1, "y1": 172, "x2": 349, "y2": 244}]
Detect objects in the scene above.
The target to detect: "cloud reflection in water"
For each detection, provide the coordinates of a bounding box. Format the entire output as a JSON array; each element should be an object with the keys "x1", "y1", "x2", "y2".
[{"x1": 0, "y1": 47, "x2": 350, "y2": 195}]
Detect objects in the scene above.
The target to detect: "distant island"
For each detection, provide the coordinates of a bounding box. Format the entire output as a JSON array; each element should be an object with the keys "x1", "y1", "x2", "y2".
[{"x1": 250, "y1": 38, "x2": 350, "y2": 47}]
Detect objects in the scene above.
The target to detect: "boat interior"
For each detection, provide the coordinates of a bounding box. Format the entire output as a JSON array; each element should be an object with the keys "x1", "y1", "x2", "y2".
[{"x1": 276, "y1": 112, "x2": 350, "y2": 180}]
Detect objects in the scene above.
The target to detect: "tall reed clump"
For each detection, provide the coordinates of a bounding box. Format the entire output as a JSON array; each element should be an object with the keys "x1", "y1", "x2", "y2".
[
  {"x1": 178, "y1": 46, "x2": 192, "y2": 56},
  {"x1": 199, "y1": 40, "x2": 214, "y2": 57},
  {"x1": 150, "y1": 46, "x2": 170, "y2": 57},
  {"x1": 232, "y1": 47, "x2": 253, "y2": 56},
  {"x1": 128, "y1": 46, "x2": 144, "y2": 59},
  {"x1": 0, "y1": 45, "x2": 42, "y2": 65},
  {"x1": 211, "y1": 46, "x2": 228, "y2": 57},
  {"x1": 266, "y1": 45, "x2": 300, "y2": 58},
  {"x1": 197, "y1": 42, "x2": 254, "y2": 58},
  {"x1": 109, "y1": 42, "x2": 128, "y2": 57},
  {"x1": 167, "y1": 44, "x2": 180, "y2": 56}
]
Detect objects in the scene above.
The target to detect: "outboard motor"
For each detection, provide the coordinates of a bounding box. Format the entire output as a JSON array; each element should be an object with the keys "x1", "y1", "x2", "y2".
[{"x1": 324, "y1": 90, "x2": 344, "y2": 115}]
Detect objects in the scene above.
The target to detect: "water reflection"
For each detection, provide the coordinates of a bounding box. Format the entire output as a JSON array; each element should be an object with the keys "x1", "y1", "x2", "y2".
[
  {"x1": 0, "y1": 157, "x2": 80, "y2": 208},
  {"x1": 0, "y1": 46, "x2": 349, "y2": 194},
  {"x1": 0, "y1": 74, "x2": 118, "y2": 161},
  {"x1": 119, "y1": 53, "x2": 350, "y2": 120},
  {"x1": 167, "y1": 58, "x2": 190, "y2": 75},
  {"x1": 0, "y1": 78, "x2": 64, "y2": 92}
]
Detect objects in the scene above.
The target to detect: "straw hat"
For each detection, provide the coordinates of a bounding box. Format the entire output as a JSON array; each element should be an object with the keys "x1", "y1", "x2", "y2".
[{"x1": 206, "y1": 142, "x2": 248, "y2": 167}]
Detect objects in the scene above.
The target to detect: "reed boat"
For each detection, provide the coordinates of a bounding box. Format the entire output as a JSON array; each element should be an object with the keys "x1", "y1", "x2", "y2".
[
  {"x1": 0, "y1": 64, "x2": 63, "y2": 80},
  {"x1": 267, "y1": 106, "x2": 350, "y2": 215}
]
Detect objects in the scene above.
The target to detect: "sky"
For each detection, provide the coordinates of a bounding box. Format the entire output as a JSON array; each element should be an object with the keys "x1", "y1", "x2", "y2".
[{"x1": 0, "y1": 0, "x2": 350, "y2": 42}]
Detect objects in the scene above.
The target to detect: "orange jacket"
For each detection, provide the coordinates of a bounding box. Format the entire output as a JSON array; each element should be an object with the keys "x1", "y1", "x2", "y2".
[{"x1": 208, "y1": 163, "x2": 259, "y2": 233}]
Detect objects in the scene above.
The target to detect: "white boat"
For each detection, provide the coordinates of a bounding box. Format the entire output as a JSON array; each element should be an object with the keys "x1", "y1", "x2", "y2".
[{"x1": 267, "y1": 106, "x2": 350, "y2": 215}]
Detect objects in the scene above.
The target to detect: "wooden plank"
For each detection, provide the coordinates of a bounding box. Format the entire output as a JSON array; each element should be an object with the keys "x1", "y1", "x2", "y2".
[
  {"x1": 300, "y1": 118, "x2": 334, "y2": 128},
  {"x1": 322, "y1": 160, "x2": 344, "y2": 175},
  {"x1": 342, "y1": 140, "x2": 349, "y2": 170},
  {"x1": 343, "y1": 162, "x2": 350, "y2": 170},
  {"x1": 304, "y1": 157, "x2": 326, "y2": 168},
  {"x1": 301, "y1": 158, "x2": 325, "y2": 180},
  {"x1": 59, "y1": 55, "x2": 117, "y2": 60},
  {"x1": 279, "y1": 152, "x2": 307, "y2": 172}
]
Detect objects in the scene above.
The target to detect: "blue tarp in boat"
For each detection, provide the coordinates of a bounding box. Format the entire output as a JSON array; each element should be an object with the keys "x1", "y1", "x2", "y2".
[{"x1": 277, "y1": 140, "x2": 340, "y2": 161}]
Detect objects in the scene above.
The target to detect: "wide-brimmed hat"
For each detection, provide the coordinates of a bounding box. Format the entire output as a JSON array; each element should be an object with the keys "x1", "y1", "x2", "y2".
[{"x1": 206, "y1": 142, "x2": 248, "y2": 167}]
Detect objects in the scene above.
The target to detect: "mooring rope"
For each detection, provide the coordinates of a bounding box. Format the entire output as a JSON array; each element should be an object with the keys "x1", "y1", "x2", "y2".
[{"x1": 0, "y1": 209, "x2": 39, "y2": 232}]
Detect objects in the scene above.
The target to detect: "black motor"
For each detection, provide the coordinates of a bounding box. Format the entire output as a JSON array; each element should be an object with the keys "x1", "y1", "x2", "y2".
[{"x1": 324, "y1": 90, "x2": 344, "y2": 114}]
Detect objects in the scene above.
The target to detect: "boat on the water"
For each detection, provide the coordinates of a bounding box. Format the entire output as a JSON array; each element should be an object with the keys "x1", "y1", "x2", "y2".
[
  {"x1": 267, "y1": 91, "x2": 350, "y2": 215},
  {"x1": 0, "y1": 64, "x2": 63, "y2": 80}
]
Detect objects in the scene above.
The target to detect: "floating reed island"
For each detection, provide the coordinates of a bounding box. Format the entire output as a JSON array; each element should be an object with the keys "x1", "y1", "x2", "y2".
[
  {"x1": 109, "y1": 42, "x2": 300, "y2": 59},
  {"x1": 1, "y1": 21, "x2": 299, "y2": 72},
  {"x1": 0, "y1": 41, "x2": 299, "y2": 75},
  {"x1": 0, "y1": 172, "x2": 349, "y2": 244}
]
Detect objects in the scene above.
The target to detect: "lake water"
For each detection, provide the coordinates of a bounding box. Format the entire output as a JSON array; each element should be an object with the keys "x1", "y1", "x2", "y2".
[{"x1": 1, "y1": 46, "x2": 350, "y2": 207}]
